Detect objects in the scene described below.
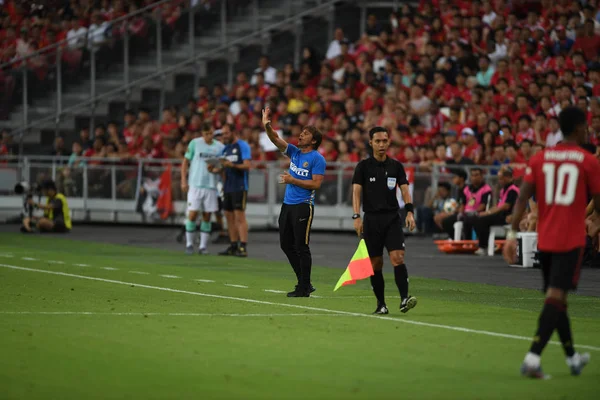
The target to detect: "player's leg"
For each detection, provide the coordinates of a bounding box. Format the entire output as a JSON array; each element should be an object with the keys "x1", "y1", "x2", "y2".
[
  {"x1": 199, "y1": 189, "x2": 219, "y2": 254},
  {"x1": 521, "y1": 251, "x2": 569, "y2": 378},
  {"x1": 218, "y1": 193, "x2": 239, "y2": 256},
  {"x1": 552, "y1": 248, "x2": 590, "y2": 375},
  {"x1": 386, "y1": 216, "x2": 417, "y2": 313},
  {"x1": 279, "y1": 204, "x2": 301, "y2": 287},
  {"x1": 363, "y1": 214, "x2": 387, "y2": 313},
  {"x1": 36, "y1": 217, "x2": 55, "y2": 232},
  {"x1": 233, "y1": 191, "x2": 249, "y2": 257},
  {"x1": 185, "y1": 187, "x2": 201, "y2": 254},
  {"x1": 288, "y1": 203, "x2": 313, "y2": 297}
]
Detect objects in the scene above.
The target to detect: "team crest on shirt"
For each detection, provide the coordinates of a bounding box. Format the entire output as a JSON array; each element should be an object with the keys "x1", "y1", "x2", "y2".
[
  {"x1": 303, "y1": 161, "x2": 309, "y2": 168},
  {"x1": 233, "y1": 148, "x2": 238, "y2": 154},
  {"x1": 387, "y1": 177, "x2": 397, "y2": 190}
]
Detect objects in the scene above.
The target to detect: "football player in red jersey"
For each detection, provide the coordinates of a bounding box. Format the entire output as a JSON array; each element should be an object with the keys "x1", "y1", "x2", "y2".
[{"x1": 504, "y1": 106, "x2": 600, "y2": 379}]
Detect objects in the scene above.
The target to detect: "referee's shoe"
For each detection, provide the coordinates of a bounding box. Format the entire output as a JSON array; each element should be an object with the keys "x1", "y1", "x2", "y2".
[{"x1": 400, "y1": 296, "x2": 418, "y2": 313}]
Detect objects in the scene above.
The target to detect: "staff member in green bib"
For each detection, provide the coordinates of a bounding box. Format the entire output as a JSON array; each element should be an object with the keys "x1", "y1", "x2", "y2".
[{"x1": 26, "y1": 180, "x2": 72, "y2": 233}]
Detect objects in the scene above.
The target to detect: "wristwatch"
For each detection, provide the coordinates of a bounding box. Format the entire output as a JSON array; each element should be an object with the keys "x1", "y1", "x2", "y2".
[{"x1": 352, "y1": 213, "x2": 361, "y2": 220}]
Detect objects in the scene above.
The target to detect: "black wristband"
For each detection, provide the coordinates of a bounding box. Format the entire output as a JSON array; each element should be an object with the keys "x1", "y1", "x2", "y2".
[{"x1": 405, "y1": 203, "x2": 414, "y2": 213}]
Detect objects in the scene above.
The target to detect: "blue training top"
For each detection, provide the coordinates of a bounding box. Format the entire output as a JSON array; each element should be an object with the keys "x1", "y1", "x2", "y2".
[
  {"x1": 283, "y1": 144, "x2": 326, "y2": 205},
  {"x1": 222, "y1": 139, "x2": 251, "y2": 193}
]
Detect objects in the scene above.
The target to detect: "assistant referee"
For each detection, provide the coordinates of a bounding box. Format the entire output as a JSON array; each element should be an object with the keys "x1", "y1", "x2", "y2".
[{"x1": 352, "y1": 126, "x2": 417, "y2": 315}]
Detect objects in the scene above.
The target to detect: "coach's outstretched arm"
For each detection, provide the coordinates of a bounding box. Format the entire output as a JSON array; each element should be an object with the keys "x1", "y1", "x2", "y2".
[
  {"x1": 400, "y1": 184, "x2": 416, "y2": 231},
  {"x1": 262, "y1": 107, "x2": 288, "y2": 153},
  {"x1": 352, "y1": 183, "x2": 363, "y2": 237}
]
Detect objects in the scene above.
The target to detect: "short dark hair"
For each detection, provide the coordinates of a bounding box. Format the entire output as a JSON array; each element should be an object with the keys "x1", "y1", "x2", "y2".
[
  {"x1": 559, "y1": 106, "x2": 587, "y2": 137},
  {"x1": 438, "y1": 182, "x2": 451, "y2": 192},
  {"x1": 501, "y1": 166, "x2": 514, "y2": 178},
  {"x1": 369, "y1": 126, "x2": 389, "y2": 139},
  {"x1": 201, "y1": 122, "x2": 212, "y2": 132},
  {"x1": 304, "y1": 125, "x2": 323, "y2": 149},
  {"x1": 453, "y1": 169, "x2": 468, "y2": 180},
  {"x1": 41, "y1": 180, "x2": 57, "y2": 191},
  {"x1": 470, "y1": 167, "x2": 483, "y2": 175}
]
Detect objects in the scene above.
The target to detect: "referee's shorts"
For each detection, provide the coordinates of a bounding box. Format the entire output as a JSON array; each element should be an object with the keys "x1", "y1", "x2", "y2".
[
  {"x1": 363, "y1": 211, "x2": 405, "y2": 257},
  {"x1": 223, "y1": 191, "x2": 247, "y2": 212}
]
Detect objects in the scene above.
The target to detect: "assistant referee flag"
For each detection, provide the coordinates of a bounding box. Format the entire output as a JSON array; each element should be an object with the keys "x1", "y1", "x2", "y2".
[{"x1": 334, "y1": 239, "x2": 373, "y2": 291}]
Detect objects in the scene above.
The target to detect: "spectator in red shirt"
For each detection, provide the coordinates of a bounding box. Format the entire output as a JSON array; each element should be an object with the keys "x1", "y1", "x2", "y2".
[
  {"x1": 516, "y1": 115, "x2": 535, "y2": 144},
  {"x1": 462, "y1": 127, "x2": 482, "y2": 163},
  {"x1": 160, "y1": 107, "x2": 179, "y2": 140},
  {"x1": 572, "y1": 19, "x2": 600, "y2": 63}
]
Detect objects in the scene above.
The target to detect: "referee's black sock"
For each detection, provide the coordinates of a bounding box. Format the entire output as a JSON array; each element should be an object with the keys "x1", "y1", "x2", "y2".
[
  {"x1": 530, "y1": 298, "x2": 562, "y2": 355},
  {"x1": 393, "y1": 264, "x2": 409, "y2": 300},
  {"x1": 556, "y1": 305, "x2": 575, "y2": 357},
  {"x1": 370, "y1": 270, "x2": 385, "y2": 306}
]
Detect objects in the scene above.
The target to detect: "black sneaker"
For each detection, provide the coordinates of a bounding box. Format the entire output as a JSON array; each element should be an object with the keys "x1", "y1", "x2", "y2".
[
  {"x1": 287, "y1": 287, "x2": 310, "y2": 297},
  {"x1": 295, "y1": 284, "x2": 316, "y2": 293},
  {"x1": 218, "y1": 244, "x2": 237, "y2": 256},
  {"x1": 400, "y1": 296, "x2": 418, "y2": 313},
  {"x1": 235, "y1": 246, "x2": 248, "y2": 257},
  {"x1": 373, "y1": 304, "x2": 389, "y2": 314}
]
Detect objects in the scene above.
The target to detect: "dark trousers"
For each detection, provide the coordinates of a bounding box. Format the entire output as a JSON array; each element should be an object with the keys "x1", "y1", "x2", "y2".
[
  {"x1": 416, "y1": 206, "x2": 435, "y2": 234},
  {"x1": 442, "y1": 214, "x2": 475, "y2": 240},
  {"x1": 278, "y1": 203, "x2": 314, "y2": 289},
  {"x1": 473, "y1": 213, "x2": 507, "y2": 248}
]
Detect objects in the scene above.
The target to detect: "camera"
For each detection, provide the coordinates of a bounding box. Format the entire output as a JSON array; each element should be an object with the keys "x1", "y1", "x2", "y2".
[{"x1": 15, "y1": 181, "x2": 42, "y2": 219}]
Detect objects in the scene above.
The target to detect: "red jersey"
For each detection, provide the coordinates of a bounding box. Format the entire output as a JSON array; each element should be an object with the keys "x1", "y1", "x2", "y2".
[{"x1": 524, "y1": 143, "x2": 600, "y2": 252}]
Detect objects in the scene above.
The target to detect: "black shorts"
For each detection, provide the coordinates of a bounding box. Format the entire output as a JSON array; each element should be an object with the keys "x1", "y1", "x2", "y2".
[
  {"x1": 363, "y1": 211, "x2": 405, "y2": 257},
  {"x1": 538, "y1": 248, "x2": 584, "y2": 292},
  {"x1": 223, "y1": 191, "x2": 247, "y2": 212}
]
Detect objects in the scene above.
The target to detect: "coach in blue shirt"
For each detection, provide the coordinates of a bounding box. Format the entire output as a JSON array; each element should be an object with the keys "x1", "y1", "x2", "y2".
[
  {"x1": 218, "y1": 124, "x2": 252, "y2": 258},
  {"x1": 262, "y1": 107, "x2": 326, "y2": 297}
]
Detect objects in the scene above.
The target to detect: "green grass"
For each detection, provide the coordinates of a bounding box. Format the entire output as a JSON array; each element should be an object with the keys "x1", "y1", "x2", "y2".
[{"x1": 0, "y1": 233, "x2": 599, "y2": 400}]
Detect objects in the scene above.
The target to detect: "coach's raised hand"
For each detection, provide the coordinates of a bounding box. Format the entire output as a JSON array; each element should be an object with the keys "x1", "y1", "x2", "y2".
[
  {"x1": 262, "y1": 107, "x2": 288, "y2": 153},
  {"x1": 262, "y1": 107, "x2": 271, "y2": 126}
]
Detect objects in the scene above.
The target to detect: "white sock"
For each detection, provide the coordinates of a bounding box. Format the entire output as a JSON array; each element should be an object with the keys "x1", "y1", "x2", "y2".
[
  {"x1": 186, "y1": 231, "x2": 196, "y2": 248},
  {"x1": 566, "y1": 353, "x2": 580, "y2": 367},
  {"x1": 200, "y1": 232, "x2": 209, "y2": 250},
  {"x1": 524, "y1": 352, "x2": 541, "y2": 368}
]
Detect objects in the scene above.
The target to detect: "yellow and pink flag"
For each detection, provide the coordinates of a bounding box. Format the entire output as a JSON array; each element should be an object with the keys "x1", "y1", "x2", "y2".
[{"x1": 334, "y1": 239, "x2": 373, "y2": 291}]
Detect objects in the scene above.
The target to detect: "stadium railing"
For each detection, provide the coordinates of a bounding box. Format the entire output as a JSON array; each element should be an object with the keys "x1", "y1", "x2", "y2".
[
  {"x1": 0, "y1": 155, "x2": 505, "y2": 231},
  {"x1": 3, "y1": 0, "x2": 352, "y2": 150}
]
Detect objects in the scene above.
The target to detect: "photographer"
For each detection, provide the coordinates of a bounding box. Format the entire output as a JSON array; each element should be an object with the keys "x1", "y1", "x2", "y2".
[{"x1": 22, "y1": 180, "x2": 71, "y2": 233}]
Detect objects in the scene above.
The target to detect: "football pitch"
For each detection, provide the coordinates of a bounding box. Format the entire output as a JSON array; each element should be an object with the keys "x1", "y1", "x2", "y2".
[{"x1": 1, "y1": 233, "x2": 599, "y2": 399}]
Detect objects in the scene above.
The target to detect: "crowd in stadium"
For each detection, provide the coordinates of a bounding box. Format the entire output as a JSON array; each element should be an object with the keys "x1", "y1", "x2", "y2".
[{"x1": 2, "y1": 1, "x2": 600, "y2": 213}]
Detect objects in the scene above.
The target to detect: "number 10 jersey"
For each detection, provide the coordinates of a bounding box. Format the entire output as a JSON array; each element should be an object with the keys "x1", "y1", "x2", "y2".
[{"x1": 524, "y1": 143, "x2": 600, "y2": 252}]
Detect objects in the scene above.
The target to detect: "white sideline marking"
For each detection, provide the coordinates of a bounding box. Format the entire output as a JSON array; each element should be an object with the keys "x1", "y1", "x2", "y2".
[
  {"x1": 102, "y1": 267, "x2": 118, "y2": 271},
  {"x1": 195, "y1": 279, "x2": 215, "y2": 283},
  {"x1": 160, "y1": 274, "x2": 180, "y2": 279},
  {"x1": 21, "y1": 257, "x2": 37, "y2": 261},
  {"x1": 263, "y1": 289, "x2": 286, "y2": 294},
  {"x1": 129, "y1": 271, "x2": 149, "y2": 275},
  {"x1": 0, "y1": 254, "x2": 14, "y2": 258},
  {"x1": 0, "y1": 311, "x2": 349, "y2": 317},
  {"x1": 47, "y1": 260, "x2": 65, "y2": 264},
  {"x1": 73, "y1": 264, "x2": 90, "y2": 267},
  {"x1": 2, "y1": 263, "x2": 599, "y2": 352},
  {"x1": 224, "y1": 284, "x2": 248, "y2": 288}
]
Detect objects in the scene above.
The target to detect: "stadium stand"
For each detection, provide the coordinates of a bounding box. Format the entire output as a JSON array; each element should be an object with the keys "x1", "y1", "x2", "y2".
[{"x1": 1, "y1": 0, "x2": 600, "y2": 238}]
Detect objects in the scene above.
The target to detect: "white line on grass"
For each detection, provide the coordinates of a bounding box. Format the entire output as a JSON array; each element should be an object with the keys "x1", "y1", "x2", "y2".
[
  {"x1": 21, "y1": 257, "x2": 37, "y2": 261},
  {"x1": 195, "y1": 279, "x2": 215, "y2": 283},
  {"x1": 160, "y1": 274, "x2": 180, "y2": 279},
  {"x1": 2, "y1": 263, "x2": 599, "y2": 352},
  {"x1": 47, "y1": 260, "x2": 65, "y2": 264},
  {"x1": 73, "y1": 263, "x2": 90, "y2": 267},
  {"x1": 102, "y1": 267, "x2": 119, "y2": 271},
  {"x1": 224, "y1": 284, "x2": 248, "y2": 288},
  {"x1": 129, "y1": 271, "x2": 149, "y2": 275},
  {"x1": 0, "y1": 254, "x2": 14, "y2": 258},
  {"x1": 0, "y1": 311, "x2": 352, "y2": 317},
  {"x1": 264, "y1": 289, "x2": 287, "y2": 294}
]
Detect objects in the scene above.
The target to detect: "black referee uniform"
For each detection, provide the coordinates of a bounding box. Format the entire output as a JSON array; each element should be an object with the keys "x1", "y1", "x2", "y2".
[{"x1": 352, "y1": 156, "x2": 417, "y2": 314}]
